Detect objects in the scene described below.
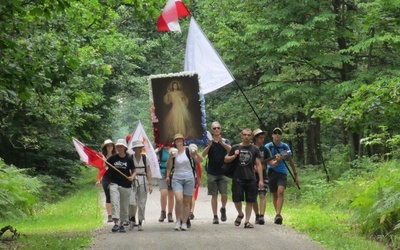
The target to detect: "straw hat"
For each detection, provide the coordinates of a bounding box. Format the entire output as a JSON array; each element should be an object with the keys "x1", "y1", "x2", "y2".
[
  {"x1": 131, "y1": 140, "x2": 144, "y2": 149},
  {"x1": 173, "y1": 133, "x2": 185, "y2": 141},
  {"x1": 115, "y1": 138, "x2": 128, "y2": 148}
]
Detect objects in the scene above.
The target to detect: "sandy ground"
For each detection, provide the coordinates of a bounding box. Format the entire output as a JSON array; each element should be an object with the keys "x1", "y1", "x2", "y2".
[{"x1": 88, "y1": 182, "x2": 324, "y2": 250}]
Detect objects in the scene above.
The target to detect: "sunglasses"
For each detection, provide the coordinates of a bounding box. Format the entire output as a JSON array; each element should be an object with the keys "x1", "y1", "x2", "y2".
[
  {"x1": 212, "y1": 127, "x2": 221, "y2": 130},
  {"x1": 273, "y1": 131, "x2": 282, "y2": 135}
]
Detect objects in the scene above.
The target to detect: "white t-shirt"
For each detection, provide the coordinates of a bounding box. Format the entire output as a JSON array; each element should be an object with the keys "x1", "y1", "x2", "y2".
[{"x1": 173, "y1": 151, "x2": 194, "y2": 179}]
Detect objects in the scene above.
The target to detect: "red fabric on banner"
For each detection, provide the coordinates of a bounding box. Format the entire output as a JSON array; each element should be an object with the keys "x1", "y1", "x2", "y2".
[
  {"x1": 193, "y1": 162, "x2": 202, "y2": 200},
  {"x1": 83, "y1": 146, "x2": 106, "y2": 179},
  {"x1": 157, "y1": 0, "x2": 190, "y2": 32}
]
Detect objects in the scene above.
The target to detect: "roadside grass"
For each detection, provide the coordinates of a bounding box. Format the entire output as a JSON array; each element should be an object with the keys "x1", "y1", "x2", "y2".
[{"x1": 0, "y1": 168, "x2": 102, "y2": 250}]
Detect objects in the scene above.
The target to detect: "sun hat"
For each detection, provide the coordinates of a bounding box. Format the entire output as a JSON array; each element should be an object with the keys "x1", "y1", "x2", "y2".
[
  {"x1": 115, "y1": 138, "x2": 128, "y2": 148},
  {"x1": 273, "y1": 127, "x2": 283, "y2": 133},
  {"x1": 169, "y1": 147, "x2": 178, "y2": 157},
  {"x1": 131, "y1": 140, "x2": 144, "y2": 149},
  {"x1": 173, "y1": 133, "x2": 185, "y2": 141},
  {"x1": 253, "y1": 128, "x2": 267, "y2": 137},
  {"x1": 102, "y1": 139, "x2": 114, "y2": 148}
]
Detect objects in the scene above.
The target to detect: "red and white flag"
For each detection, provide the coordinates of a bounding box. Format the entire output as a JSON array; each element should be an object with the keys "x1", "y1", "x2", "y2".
[
  {"x1": 127, "y1": 121, "x2": 161, "y2": 179},
  {"x1": 72, "y1": 137, "x2": 106, "y2": 179},
  {"x1": 157, "y1": 0, "x2": 190, "y2": 32}
]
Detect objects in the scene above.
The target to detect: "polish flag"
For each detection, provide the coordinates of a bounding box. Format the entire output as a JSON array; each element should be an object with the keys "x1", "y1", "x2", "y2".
[
  {"x1": 72, "y1": 137, "x2": 106, "y2": 179},
  {"x1": 157, "y1": 0, "x2": 190, "y2": 32}
]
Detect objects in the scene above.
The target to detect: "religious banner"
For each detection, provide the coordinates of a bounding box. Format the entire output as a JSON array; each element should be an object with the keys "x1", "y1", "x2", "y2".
[{"x1": 149, "y1": 72, "x2": 207, "y2": 147}]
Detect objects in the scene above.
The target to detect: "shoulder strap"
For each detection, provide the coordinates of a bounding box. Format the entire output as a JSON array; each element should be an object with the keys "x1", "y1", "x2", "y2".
[{"x1": 142, "y1": 154, "x2": 147, "y2": 173}]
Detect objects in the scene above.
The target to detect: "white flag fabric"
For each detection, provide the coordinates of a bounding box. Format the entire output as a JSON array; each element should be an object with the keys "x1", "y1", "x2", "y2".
[
  {"x1": 127, "y1": 121, "x2": 161, "y2": 179},
  {"x1": 184, "y1": 17, "x2": 235, "y2": 94}
]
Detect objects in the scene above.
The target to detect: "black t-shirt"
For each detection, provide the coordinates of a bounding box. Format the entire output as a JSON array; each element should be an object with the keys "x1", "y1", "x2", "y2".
[
  {"x1": 106, "y1": 154, "x2": 135, "y2": 188},
  {"x1": 206, "y1": 139, "x2": 231, "y2": 176},
  {"x1": 257, "y1": 145, "x2": 272, "y2": 180},
  {"x1": 228, "y1": 144, "x2": 261, "y2": 180}
]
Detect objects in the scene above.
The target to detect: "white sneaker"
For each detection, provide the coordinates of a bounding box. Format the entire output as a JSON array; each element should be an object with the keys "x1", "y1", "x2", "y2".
[
  {"x1": 174, "y1": 221, "x2": 181, "y2": 231},
  {"x1": 181, "y1": 223, "x2": 188, "y2": 231}
]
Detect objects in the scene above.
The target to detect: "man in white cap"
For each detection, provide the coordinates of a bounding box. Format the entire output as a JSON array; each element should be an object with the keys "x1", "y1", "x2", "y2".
[
  {"x1": 107, "y1": 138, "x2": 136, "y2": 233},
  {"x1": 265, "y1": 127, "x2": 299, "y2": 225}
]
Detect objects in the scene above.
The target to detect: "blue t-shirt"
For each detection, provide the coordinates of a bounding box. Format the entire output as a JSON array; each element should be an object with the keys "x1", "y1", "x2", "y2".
[{"x1": 265, "y1": 142, "x2": 292, "y2": 174}]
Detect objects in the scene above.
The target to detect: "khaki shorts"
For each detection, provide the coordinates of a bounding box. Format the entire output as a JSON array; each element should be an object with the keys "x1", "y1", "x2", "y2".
[{"x1": 207, "y1": 174, "x2": 228, "y2": 196}]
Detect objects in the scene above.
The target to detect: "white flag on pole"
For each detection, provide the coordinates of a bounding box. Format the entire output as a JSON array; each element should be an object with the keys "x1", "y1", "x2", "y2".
[
  {"x1": 127, "y1": 121, "x2": 161, "y2": 179},
  {"x1": 184, "y1": 17, "x2": 235, "y2": 94}
]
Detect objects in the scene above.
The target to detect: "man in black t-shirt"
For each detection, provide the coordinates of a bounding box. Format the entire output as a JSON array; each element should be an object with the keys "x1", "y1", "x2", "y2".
[
  {"x1": 202, "y1": 121, "x2": 231, "y2": 224},
  {"x1": 225, "y1": 128, "x2": 263, "y2": 229}
]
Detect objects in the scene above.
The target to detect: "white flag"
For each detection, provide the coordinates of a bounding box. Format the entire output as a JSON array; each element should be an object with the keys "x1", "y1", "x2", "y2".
[
  {"x1": 184, "y1": 17, "x2": 235, "y2": 94},
  {"x1": 127, "y1": 121, "x2": 161, "y2": 179}
]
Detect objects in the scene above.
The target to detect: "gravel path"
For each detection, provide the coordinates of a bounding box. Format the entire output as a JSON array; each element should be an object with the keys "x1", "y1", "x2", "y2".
[{"x1": 88, "y1": 183, "x2": 324, "y2": 250}]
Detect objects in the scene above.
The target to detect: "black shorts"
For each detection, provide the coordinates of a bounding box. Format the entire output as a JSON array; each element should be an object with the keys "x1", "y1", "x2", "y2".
[
  {"x1": 268, "y1": 170, "x2": 287, "y2": 193},
  {"x1": 232, "y1": 179, "x2": 257, "y2": 203}
]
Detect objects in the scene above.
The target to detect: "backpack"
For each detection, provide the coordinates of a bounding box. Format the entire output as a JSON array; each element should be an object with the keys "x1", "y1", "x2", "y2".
[
  {"x1": 172, "y1": 148, "x2": 196, "y2": 178},
  {"x1": 222, "y1": 144, "x2": 240, "y2": 178}
]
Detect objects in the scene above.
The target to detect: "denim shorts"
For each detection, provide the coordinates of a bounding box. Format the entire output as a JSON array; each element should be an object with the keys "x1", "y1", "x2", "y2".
[{"x1": 171, "y1": 177, "x2": 195, "y2": 196}]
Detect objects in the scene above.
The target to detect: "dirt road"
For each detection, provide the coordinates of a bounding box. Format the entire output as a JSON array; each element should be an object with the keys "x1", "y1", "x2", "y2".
[{"x1": 88, "y1": 184, "x2": 324, "y2": 250}]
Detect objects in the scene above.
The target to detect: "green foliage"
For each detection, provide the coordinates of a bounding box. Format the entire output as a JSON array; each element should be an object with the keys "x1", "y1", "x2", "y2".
[
  {"x1": 0, "y1": 159, "x2": 42, "y2": 219},
  {"x1": 350, "y1": 161, "x2": 400, "y2": 247}
]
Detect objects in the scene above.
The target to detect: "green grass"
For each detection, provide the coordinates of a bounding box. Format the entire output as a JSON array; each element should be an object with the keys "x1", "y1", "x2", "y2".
[
  {"x1": 282, "y1": 202, "x2": 388, "y2": 250},
  {"x1": 0, "y1": 169, "x2": 103, "y2": 250}
]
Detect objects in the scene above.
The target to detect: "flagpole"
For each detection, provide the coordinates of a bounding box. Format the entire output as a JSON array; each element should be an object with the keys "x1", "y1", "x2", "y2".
[
  {"x1": 95, "y1": 154, "x2": 131, "y2": 180},
  {"x1": 234, "y1": 80, "x2": 300, "y2": 189}
]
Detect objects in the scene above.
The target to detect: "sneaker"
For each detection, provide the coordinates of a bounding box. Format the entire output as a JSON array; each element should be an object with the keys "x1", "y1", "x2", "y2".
[
  {"x1": 181, "y1": 223, "x2": 188, "y2": 231},
  {"x1": 138, "y1": 224, "x2": 143, "y2": 231},
  {"x1": 174, "y1": 220, "x2": 181, "y2": 231},
  {"x1": 189, "y1": 212, "x2": 194, "y2": 220},
  {"x1": 123, "y1": 221, "x2": 129, "y2": 226},
  {"x1": 213, "y1": 216, "x2": 219, "y2": 224},
  {"x1": 168, "y1": 213, "x2": 174, "y2": 223},
  {"x1": 130, "y1": 216, "x2": 138, "y2": 227},
  {"x1": 220, "y1": 208, "x2": 227, "y2": 222},
  {"x1": 129, "y1": 221, "x2": 135, "y2": 231},
  {"x1": 107, "y1": 215, "x2": 113, "y2": 223},
  {"x1": 274, "y1": 214, "x2": 283, "y2": 225},
  {"x1": 186, "y1": 218, "x2": 191, "y2": 228},
  {"x1": 111, "y1": 224, "x2": 119, "y2": 232},
  {"x1": 255, "y1": 214, "x2": 260, "y2": 224},
  {"x1": 159, "y1": 211, "x2": 166, "y2": 222},
  {"x1": 119, "y1": 226, "x2": 126, "y2": 233},
  {"x1": 259, "y1": 215, "x2": 265, "y2": 225}
]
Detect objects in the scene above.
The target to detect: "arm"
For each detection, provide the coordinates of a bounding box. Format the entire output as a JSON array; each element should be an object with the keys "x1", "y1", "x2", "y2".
[
  {"x1": 201, "y1": 140, "x2": 212, "y2": 157},
  {"x1": 192, "y1": 151, "x2": 203, "y2": 163},
  {"x1": 224, "y1": 147, "x2": 239, "y2": 163},
  {"x1": 255, "y1": 158, "x2": 264, "y2": 189}
]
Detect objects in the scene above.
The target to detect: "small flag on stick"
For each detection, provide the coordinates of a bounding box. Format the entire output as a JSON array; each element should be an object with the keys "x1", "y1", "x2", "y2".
[
  {"x1": 157, "y1": 0, "x2": 190, "y2": 32},
  {"x1": 72, "y1": 137, "x2": 106, "y2": 179}
]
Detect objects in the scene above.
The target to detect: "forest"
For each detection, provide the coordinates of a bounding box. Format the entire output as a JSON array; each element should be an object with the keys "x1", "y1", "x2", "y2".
[{"x1": 0, "y1": 0, "x2": 399, "y2": 248}]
